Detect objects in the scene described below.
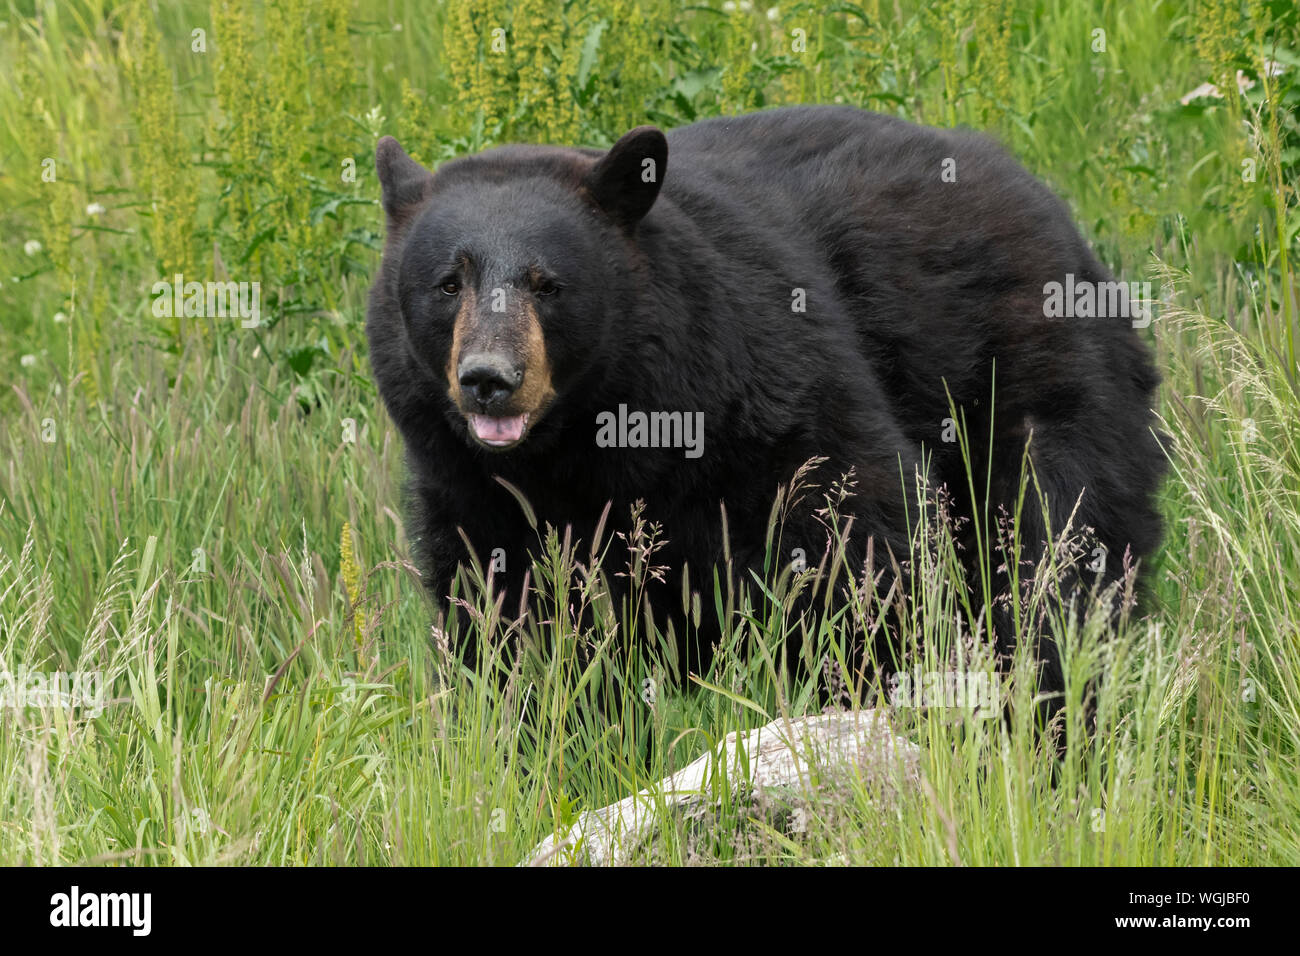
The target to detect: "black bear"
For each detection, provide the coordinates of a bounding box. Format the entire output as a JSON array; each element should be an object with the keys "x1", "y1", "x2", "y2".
[{"x1": 366, "y1": 105, "x2": 1164, "y2": 709}]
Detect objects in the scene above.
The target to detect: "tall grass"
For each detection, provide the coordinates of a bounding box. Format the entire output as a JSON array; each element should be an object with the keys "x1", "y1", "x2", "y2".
[{"x1": 0, "y1": 0, "x2": 1296, "y2": 864}]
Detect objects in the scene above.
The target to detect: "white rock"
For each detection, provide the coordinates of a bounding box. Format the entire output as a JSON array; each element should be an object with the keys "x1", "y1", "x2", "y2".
[{"x1": 526, "y1": 710, "x2": 919, "y2": 866}]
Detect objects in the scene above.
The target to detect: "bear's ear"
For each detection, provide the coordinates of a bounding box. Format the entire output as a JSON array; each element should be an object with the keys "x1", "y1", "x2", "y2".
[
  {"x1": 375, "y1": 136, "x2": 435, "y2": 233},
  {"x1": 583, "y1": 126, "x2": 668, "y2": 230}
]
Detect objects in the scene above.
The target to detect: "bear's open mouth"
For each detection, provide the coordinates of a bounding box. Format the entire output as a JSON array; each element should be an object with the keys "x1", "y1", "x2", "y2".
[{"x1": 467, "y1": 413, "x2": 529, "y2": 448}]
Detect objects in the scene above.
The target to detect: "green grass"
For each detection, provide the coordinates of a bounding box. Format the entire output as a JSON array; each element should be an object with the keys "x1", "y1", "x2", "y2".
[{"x1": 0, "y1": 0, "x2": 1297, "y2": 865}]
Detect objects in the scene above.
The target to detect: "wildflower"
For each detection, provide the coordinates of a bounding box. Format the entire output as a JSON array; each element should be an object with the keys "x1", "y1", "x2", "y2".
[
  {"x1": 341, "y1": 522, "x2": 367, "y2": 658},
  {"x1": 21, "y1": 354, "x2": 36, "y2": 367},
  {"x1": 86, "y1": 202, "x2": 106, "y2": 216},
  {"x1": 24, "y1": 239, "x2": 42, "y2": 256},
  {"x1": 53, "y1": 311, "x2": 68, "y2": 323}
]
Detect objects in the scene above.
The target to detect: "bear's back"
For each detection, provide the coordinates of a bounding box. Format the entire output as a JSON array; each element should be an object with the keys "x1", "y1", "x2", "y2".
[{"x1": 661, "y1": 106, "x2": 1087, "y2": 269}]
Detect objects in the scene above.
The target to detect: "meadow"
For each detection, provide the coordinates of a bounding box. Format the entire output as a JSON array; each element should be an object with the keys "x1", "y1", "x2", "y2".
[{"x1": 0, "y1": 0, "x2": 1297, "y2": 865}]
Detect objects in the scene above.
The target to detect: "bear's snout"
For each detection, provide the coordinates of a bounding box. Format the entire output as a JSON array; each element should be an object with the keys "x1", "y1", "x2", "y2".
[{"x1": 458, "y1": 353, "x2": 523, "y2": 411}]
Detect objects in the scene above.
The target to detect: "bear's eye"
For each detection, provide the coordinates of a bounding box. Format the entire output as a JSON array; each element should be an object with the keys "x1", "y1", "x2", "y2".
[
  {"x1": 439, "y1": 280, "x2": 460, "y2": 296},
  {"x1": 536, "y1": 280, "x2": 558, "y2": 297}
]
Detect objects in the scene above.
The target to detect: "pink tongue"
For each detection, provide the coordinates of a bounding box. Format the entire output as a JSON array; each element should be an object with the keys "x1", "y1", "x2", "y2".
[{"x1": 470, "y1": 414, "x2": 527, "y2": 444}]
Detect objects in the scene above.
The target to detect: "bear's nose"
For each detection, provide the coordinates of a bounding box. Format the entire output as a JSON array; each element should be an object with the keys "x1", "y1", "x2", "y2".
[{"x1": 458, "y1": 354, "x2": 522, "y2": 409}]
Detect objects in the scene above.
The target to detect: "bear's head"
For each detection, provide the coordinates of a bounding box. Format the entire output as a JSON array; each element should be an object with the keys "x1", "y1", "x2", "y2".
[{"x1": 368, "y1": 127, "x2": 668, "y2": 454}]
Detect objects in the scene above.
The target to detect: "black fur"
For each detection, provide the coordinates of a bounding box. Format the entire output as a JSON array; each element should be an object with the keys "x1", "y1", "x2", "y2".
[{"x1": 366, "y1": 105, "x2": 1165, "y2": 703}]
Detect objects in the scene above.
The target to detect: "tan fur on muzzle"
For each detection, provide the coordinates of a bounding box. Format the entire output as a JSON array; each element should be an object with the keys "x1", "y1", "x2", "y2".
[{"x1": 445, "y1": 287, "x2": 556, "y2": 420}]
